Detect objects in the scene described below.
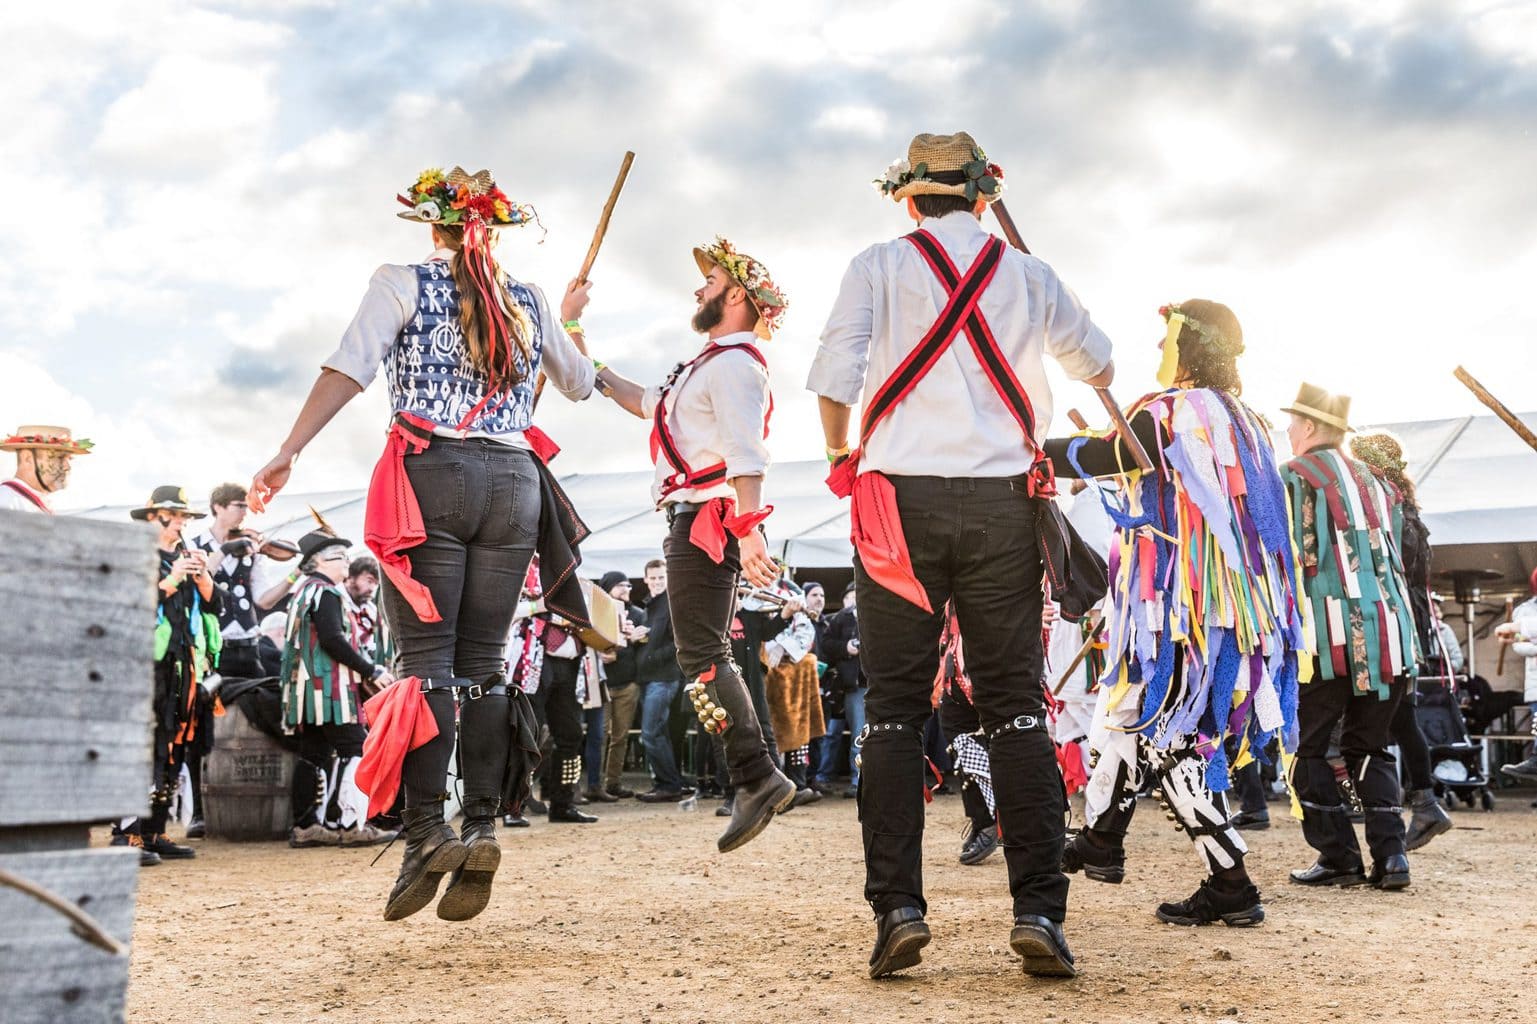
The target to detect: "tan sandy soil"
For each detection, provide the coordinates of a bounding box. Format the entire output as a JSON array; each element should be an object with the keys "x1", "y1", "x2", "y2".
[{"x1": 124, "y1": 786, "x2": 1537, "y2": 1024}]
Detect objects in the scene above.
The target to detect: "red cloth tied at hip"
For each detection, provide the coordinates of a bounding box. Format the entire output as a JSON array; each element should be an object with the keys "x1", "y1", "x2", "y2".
[
  {"x1": 355, "y1": 676, "x2": 440, "y2": 818},
  {"x1": 686, "y1": 497, "x2": 774, "y2": 564},
  {"x1": 828, "y1": 454, "x2": 933, "y2": 614},
  {"x1": 364, "y1": 412, "x2": 440, "y2": 623}
]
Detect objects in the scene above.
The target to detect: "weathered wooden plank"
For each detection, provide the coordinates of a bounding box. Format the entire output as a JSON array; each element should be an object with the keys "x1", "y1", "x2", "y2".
[
  {"x1": 0, "y1": 513, "x2": 157, "y2": 828},
  {"x1": 0, "y1": 847, "x2": 138, "y2": 1024}
]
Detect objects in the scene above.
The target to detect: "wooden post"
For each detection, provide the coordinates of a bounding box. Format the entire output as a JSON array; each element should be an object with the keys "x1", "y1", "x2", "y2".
[{"x1": 0, "y1": 512, "x2": 158, "y2": 1023}]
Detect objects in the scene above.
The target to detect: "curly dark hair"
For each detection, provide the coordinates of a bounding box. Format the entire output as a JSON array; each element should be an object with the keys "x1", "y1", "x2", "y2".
[{"x1": 1171, "y1": 298, "x2": 1245, "y2": 395}]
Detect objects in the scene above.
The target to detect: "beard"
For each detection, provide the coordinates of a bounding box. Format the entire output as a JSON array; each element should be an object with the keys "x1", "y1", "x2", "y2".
[{"x1": 691, "y1": 290, "x2": 727, "y2": 333}]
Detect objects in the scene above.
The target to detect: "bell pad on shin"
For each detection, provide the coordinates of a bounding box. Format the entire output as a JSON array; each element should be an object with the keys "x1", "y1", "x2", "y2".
[{"x1": 686, "y1": 665, "x2": 732, "y2": 735}]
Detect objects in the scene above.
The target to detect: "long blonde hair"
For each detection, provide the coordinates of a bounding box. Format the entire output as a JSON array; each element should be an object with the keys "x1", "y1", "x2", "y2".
[{"x1": 434, "y1": 224, "x2": 535, "y2": 389}]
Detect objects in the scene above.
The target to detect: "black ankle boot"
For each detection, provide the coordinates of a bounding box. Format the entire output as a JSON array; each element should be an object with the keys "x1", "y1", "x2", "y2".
[
  {"x1": 437, "y1": 799, "x2": 502, "y2": 922},
  {"x1": 383, "y1": 803, "x2": 467, "y2": 922},
  {"x1": 1061, "y1": 829, "x2": 1125, "y2": 884},
  {"x1": 1404, "y1": 789, "x2": 1452, "y2": 851}
]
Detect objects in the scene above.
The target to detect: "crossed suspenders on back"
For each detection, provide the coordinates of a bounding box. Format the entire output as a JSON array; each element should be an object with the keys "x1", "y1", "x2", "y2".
[{"x1": 856, "y1": 229, "x2": 1054, "y2": 492}]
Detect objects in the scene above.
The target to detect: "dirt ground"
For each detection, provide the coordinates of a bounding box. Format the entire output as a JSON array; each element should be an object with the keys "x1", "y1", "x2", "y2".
[{"x1": 123, "y1": 782, "x2": 1537, "y2": 1024}]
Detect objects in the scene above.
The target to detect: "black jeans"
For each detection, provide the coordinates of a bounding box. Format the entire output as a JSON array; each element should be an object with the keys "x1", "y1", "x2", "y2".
[
  {"x1": 856, "y1": 476, "x2": 1066, "y2": 922},
  {"x1": 1390, "y1": 686, "x2": 1433, "y2": 792},
  {"x1": 380, "y1": 438, "x2": 539, "y2": 809},
  {"x1": 1295, "y1": 671, "x2": 1407, "y2": 867},
  {"x1": 663, "y1": 510, "x2": 775, "y2": 787},
  {"x1": 291, "y1": 722, "x2": 366, "y2": 827}
]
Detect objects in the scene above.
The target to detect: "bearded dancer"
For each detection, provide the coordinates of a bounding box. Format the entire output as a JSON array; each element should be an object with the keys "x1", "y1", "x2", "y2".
[
  {"x1": 1, "y1": 424, "x2": 91, "y2": 513},
  {"x1": 587, "y1": 238, "x2": 797, "y2": 852},
  {"x1": 810, "y1": 131, "x2": 1115, "y2": 979},
  {"x1": 1044, "y1": 300, "x2": 1308, "y2": 928},
  {"x1": 252, "y1": 166, "x2": 596, "y2": 922}
]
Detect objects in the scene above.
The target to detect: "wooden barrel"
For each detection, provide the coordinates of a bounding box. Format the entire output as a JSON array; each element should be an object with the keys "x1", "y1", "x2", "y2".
[{"x1": 203, "y1": 702, "x2": 297, "y2": 840}]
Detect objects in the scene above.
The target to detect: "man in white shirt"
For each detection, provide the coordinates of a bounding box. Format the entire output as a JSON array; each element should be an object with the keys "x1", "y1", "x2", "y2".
[
  {"x1": 807, "y1": 132, "x2": 1114, "y2": 980},
  {"x1": 1, "y1": 425, "x2": 91, "y2": 514},
  {"x1": 589, "y1": 238, "x2": 796, "y2": 854}
]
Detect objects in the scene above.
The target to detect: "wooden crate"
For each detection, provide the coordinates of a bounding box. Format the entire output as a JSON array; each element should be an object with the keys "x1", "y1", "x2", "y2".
[{"x1": 0, "y1": 511, "x2": 159, "y2": 1023}]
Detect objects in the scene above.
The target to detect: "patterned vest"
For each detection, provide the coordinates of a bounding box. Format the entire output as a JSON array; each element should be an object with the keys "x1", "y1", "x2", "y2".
[{"x1": 384, "y1": 260, "x2": 544, "y2": 435}]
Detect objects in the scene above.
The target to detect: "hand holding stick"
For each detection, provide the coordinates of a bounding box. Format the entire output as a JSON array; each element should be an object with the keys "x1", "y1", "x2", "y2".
[{"x1": 990, "y1": 199, "x2": 1154, "y2": 473}]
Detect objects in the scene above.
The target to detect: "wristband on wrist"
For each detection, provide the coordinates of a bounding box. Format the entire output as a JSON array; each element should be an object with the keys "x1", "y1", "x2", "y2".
[
  {"x1": 825, "y1": 443, "x2": 851, "y2": 464},
  {"x1": 286, "y1": 570, "x2": 300, "y2": 584},
  {"x1": 564, "y1": 319, "x2": 584, "y2": 334}
]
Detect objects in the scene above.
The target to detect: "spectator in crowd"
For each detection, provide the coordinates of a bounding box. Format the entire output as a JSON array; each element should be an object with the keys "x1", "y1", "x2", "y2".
[
  {"x1": 280, "y1": 531, "x2": 397, "y2": 847},
  {"x1": 814, "y1": 583, "x2": 863, "y2": 798},
  {"x1": 1, "y1": 424, "x2": 90, "y2": 513},
  {"x1": 762, "y1": 579, "x2": 825, "y2": 807},
  {"x1": 635, "y1": 559, "x2": 691, "y2": 802},
  {"x1": 1496, "y1": 567, "x2": 1537, "y2": 781},
  {"x1": 578, "y1": 644, "x2": 608, "y2": 804},
  {"x1": 598, "y1": 571, "x2": 646, "y2": 799},
  {"x1": 1429, "y1": 596, "x2": 1464, "y2": 676},
  {"x1": 343, "y1": 556, "x2": 393, "y2": 669},
  {"x1": 257, "y1": 611, "x2": 286, "y2": 677},
  {"x1": 115, "y1": 486, "x2": 220, "y2": 866},
  {"x1": 723, "y1": 590, "x2": 782, "y2": 817}
]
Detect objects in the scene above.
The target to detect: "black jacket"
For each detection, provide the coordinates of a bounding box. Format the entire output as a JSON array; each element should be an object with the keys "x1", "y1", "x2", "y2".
[
  {"x1": 605, "y1": 605, "x2": 647, "y2": 687},
  {"x1": 822, "y1": 606, "x2": 863, "y2": 693},
  {"x1": 635, "y1": 592, "x2": 682, "y2": 683}
]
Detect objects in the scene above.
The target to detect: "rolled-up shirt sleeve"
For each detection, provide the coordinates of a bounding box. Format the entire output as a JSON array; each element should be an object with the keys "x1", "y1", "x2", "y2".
[
  {"x1": 639, "y1": 385, "x2": 663, "y2": 420},
  {"x1": 531, "y1": 283, "x2": 595, "y2": 401},
  {"x1": 322, "y1": 265, "x2": 417, "y2": 390},
  {"x1": 806, "y1": 250, "x2": 876, "y2": 404},
  {"x1": 1037, "y1": 263, "x2": 1113, "y2": 382},
  {"x1": 713, "y1": 354, "x2": 771, "y2": 480}
]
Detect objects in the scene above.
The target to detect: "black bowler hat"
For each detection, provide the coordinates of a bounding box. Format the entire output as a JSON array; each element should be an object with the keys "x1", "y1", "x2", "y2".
[{"x1": 299, "y1": 530, "x2": 352, "y2": 563}]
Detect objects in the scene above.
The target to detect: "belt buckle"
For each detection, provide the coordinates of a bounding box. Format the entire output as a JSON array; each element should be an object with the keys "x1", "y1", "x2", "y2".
[
  {"x1": 467, "y1": 683, "x2": 484, "y2": 700},
  {"x1": 1012, "y1": 714, "x2": 1039, "y2": 731}
]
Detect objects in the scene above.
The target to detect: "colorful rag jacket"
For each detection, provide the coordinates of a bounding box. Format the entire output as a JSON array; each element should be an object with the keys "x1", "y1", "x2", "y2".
[
  {"x1": 1061, "y1": 387, "x2": 1310, "y2": 790},
  {"x1": 1281, "y1": 447, "x2": 1420, "y2": 699},
  {"x1": 153, "y1": 551, "x2": 224, "y2": 731},
  {"x1": 281, "y1": 576, "x2": 366, "y2": 728}
]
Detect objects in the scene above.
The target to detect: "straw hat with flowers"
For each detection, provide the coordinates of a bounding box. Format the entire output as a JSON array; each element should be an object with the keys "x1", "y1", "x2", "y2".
[{"x1": 874, "y1": 132, "x2": 1006, "y2": 205}]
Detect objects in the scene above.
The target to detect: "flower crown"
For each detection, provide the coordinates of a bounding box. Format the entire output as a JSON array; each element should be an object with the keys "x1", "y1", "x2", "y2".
[
  {"x1": 874, "y1": 147, "x2": 1005, "y2": 203},
  {"x1": 697, "y1": 236, "x2": 788, "y2": 335},
  {"x1": 396, "y1": 166, "x2": 539, "y2": 229},
  {"x1": 1159, "y1": 304, "x2": 1240, "y2": 355}
]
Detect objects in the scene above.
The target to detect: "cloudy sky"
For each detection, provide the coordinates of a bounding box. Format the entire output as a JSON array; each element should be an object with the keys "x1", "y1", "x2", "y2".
[{"x1": 4, "y1": 0, "x2": 1535, "y2": 512}]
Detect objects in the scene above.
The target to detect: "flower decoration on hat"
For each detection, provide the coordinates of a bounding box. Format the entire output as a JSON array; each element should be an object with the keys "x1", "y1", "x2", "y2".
[
  {"x1": 873, "y1": 144, "x2": 1005, "y2": 204},
  {"x1": 396, "y1": 166, "x2": 539, "y2": 230},
  {"x1": 693, "y1": 236, "x2": 789, "y2": 340}
]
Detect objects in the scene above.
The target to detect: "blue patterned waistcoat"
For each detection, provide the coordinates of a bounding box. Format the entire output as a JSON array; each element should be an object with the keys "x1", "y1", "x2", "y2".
[{"x1": 384, "y1": 260, "x2": 544, "y2": 434}]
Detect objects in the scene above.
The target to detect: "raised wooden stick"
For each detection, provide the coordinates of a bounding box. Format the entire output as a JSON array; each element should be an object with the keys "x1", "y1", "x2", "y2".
[
  {"x1": 991, "y1": 199, "x2": 1155, "y2": 473},
  {"x1": 576, "y1": 151, "x2": 635, "y2": 287},
  {"x1": 1454, "y1": 365, "x2": 1537, "y2": 454}
]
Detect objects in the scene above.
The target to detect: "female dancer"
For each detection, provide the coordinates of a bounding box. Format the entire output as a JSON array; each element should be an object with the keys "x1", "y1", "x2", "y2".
[{"x1": 252, "y1": 166, "x2": 595, "y2": 922}]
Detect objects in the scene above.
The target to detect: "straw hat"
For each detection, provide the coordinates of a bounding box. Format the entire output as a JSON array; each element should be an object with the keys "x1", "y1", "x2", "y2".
[
  {"x1": 875, "y1": 132, "x2": 1005, "y2": 204},
  {"x1": 692, "y1": 236, "x2": 788, "y2": 341},
  {"x1": 129, "y1": 485, "x2": 206, "y2": 521},
  {"x1": 1, "y1": 425, "x2": 93, "y2": 455},
  {"x1": 1282, "y1": 383, "x2": 1353, "y2": 432}
]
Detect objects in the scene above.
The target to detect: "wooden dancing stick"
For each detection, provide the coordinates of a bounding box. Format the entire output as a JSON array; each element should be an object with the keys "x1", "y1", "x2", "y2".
[
  {"x1": 535, "y1": 151, "x2": 635, "y2": 407},
  {"x1": 1454, "y1": 366, "x2": 1537, "y2": 455},
  {"x1": 576, "y1": 151, "x2": 635, "y2": 287},
  {"x1": 0, "y1": 867, "x2": 128, "y2": 957},
  {"x1": 1052, "y1": 611, "x2": 1104, "y2": 696},
  {"x1": 990, "y1": 199, "x2": 1155, "y2": 473}
]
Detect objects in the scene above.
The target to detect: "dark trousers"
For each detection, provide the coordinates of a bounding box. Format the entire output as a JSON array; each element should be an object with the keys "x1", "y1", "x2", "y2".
[
  {"x1": 1295, "y1": 672, "x2": 1407, "y2": 867},
  {"x1": 856, "y1": 476, "x2": 1066, "y2": 922},
  {"x1": 380, "y1": 438, "x2": 539, "y2": 808},
  {"x1": 291, "y1": 722, "x2": 366, "y2": 827},
  {"x1": 1390, "y1": 687, "x2": 1433, "y2": 792},
  {"x1": 531, "y1": 655, "x2": 585, "y2": 807},
  {"x1": 663, "y1": 510, "x2": 775, "y2": 787}
]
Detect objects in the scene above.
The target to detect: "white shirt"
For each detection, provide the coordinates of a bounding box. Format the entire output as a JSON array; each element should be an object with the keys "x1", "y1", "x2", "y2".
[
  {"x1": 640, "y1": 332, "x2": 772, "y2": 506},
  {"x1": 806, "y1": 212, "x2": 1112, "y2": 477},
  {"x1": 322, "y1": 249, "x2": 595, "y2": 445},
  {"x1": 0, "y1": 478, "x2": 50, "y2": 513},
  {"x1": 186, "y1": 525, "x2": 265, "y2": 640}
]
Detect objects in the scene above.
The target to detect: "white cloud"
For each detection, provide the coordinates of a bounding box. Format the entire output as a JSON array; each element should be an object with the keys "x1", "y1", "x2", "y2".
[{"x1": 94, "y1": 55, "x2": 276, "y2": 171}]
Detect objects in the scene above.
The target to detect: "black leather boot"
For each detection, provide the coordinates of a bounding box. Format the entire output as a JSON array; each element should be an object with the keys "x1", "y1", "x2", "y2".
[
  {"x1": 1060, "y1": 829, "x2": 1125, "y2": 884},
  {"x1": 383, "y1": 803, "x2": 467, "y2": 922},
  {"x1": 717, "y1": 767, "x2": 795, "y2": 853},
  {"x1": 436, "y1": 799, "x2": 502, "y2": 921},
  {"x1": 868, "y1": 906, "x2": 930, "y2": 979},
  {"x1": 1368, "y1": 853, "x2": 1410, "y2": 891},
  {"x1": 1404, "y1": 789, "x2": 1452, "y2": 851}
]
